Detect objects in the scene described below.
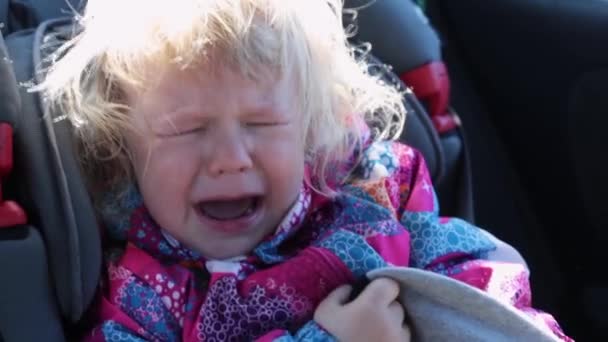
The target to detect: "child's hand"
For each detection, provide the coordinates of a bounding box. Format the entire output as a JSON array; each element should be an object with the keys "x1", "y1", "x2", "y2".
[{"x1": 314, "y1": 278, "x2": 411, "y2": 341}]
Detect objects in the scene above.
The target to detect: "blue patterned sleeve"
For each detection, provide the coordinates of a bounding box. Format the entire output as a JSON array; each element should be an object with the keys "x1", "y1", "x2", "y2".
[
  {"x1": 344, "y1": 140, "x2": 497, "y2": 271},
  {"x1": 395, "y1": 149, "x2": 497, "y2": 270},
  {"x1": 402, "y1": 193, "x2": 497, "y2": 271},
  {"x1": 86, "y1": 321, "x2": 147, "y2": 342}
]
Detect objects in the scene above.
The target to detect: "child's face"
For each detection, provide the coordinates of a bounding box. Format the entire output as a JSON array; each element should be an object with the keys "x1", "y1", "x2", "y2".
[{"x1": 125, "y1": 65, "x2": 305, "y2": 259}]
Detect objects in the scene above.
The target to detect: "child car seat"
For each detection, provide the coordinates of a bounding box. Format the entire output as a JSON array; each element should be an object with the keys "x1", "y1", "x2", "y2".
[
  {"x1": 0, "y1": 1, "x2": 487, "y2": 340},
  {"x1": 345, "y1": 0, "x2": 475, "y2": 221},
  {"x1": 1, "y1": 23, "x2": 100, "y2": 341},
  {"x1": 0, "y1": 33, "x2": 64, "y2": 342}
]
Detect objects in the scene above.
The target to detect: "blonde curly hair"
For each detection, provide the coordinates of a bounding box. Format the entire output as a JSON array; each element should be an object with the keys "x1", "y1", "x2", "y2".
[{"x1": 35, "y1": 0, "x2": 406, "y2": 197}]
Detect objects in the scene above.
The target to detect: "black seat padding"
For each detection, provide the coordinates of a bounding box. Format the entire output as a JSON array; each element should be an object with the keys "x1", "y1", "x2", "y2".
[
  {"x1": 15, "y1": 0, "x2": 84, "y2": 22},
  {"x1": 1, "y1": 0, "x2": 83, "y2": 36},
  {"x1": 0, "y1": 227, "x2": 66, "y2": 342}
]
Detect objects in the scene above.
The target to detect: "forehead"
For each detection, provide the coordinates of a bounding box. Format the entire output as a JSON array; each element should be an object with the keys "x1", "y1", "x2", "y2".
[{"x1": 128, "y1": 63, "x2": 298, "y2": 116}]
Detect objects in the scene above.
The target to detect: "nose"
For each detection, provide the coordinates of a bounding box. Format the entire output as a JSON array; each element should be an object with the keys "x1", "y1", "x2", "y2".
[{"x1": 207, "y1": 127, "x2": 253, "y2": 176}]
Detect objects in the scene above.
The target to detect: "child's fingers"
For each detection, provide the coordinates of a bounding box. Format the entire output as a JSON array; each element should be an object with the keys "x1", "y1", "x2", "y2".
[
  {"x1": 313, "y1": 285, "x2": 352, "y2": 337},
  {"x1": 322, "y1": 284, "x2": 353, "y2": 307},
  {"x1": 358, "y1": 278, "x2": 400, "y2": 305},
  {"x1": 388, "y1": 300, "x2": 405, "y2": 324}
]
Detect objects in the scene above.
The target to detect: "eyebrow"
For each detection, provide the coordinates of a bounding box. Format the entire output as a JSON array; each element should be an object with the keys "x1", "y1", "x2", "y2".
[
  {"x1": 241, "y1": 104, "x2": 287, "y2": 119},
  {"x1": 146, "y1": 107, "x2": 204, "y2": 131},
  {"x1": 160, "y1": 106, "x2": 206, "y2": 120}
]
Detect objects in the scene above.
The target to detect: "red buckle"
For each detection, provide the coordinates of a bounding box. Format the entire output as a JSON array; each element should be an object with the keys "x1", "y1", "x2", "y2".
[
  {"x1": 400, "y1": 61, "x2": 459, "y2": 134},
  {"x1": 0, "y1": 123, "x2": 27, "y2": 228}
]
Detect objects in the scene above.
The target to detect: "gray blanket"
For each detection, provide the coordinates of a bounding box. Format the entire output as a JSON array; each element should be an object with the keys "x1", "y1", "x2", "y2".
[{"x1": 368, "y1": 267, "x2": 560, "y2": 342}]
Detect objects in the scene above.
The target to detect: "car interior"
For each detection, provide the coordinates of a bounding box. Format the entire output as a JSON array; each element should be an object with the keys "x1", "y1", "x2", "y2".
[{"x1": 0, "y1": 0, "x2": 605, "y2": 341}]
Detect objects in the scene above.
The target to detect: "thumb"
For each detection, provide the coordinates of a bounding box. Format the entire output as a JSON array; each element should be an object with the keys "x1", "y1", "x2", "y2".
[
  {"x1": 321, "y1": 285, "x2": 353, "y2": 308},
  {"x1": 358, "y1": 278, "x2": 400, "y2": 305}
]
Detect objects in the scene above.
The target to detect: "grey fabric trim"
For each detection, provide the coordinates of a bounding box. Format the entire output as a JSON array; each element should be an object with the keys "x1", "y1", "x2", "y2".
[
  {"x1": 33, "y1": 18, "x2": 101, "y2": 322},
  {"x1": 368, "y1": 267, "x2": 560, "y2": 342}
]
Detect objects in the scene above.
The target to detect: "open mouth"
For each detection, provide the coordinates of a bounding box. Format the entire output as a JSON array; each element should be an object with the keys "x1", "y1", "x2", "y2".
[{"x1": 197, "y1": 196, "x2": 261, "y2": 221}]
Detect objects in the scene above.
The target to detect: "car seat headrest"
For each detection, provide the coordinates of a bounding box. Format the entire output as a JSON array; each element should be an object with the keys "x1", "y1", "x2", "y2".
[
  {"x1": 365, "y1": 54, "x2": 444, "y2": 182},
  {"x1": 345, "y1": 0, "x2": 441, "y2": 72},
  {"x1": 1, "y1": 0, "x2": 84, "y2": 36},
  {"x1": 346, "y1": 0, "x2": 453, "y2": 130},
  {"x1": 18, "y1": 0, "x2": 84, "y2": 23}
]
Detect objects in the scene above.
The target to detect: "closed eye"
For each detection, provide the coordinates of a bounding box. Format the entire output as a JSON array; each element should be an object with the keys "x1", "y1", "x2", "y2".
[
  {"x1": 246, "y1": 121, "x2": 290, "y2": 127},
  {"x1": 157, "y1": 117, "x2": 207, "y2": 137},
  {"x1": 169, "y1": 126, "x2": 206, "y2": 136}
]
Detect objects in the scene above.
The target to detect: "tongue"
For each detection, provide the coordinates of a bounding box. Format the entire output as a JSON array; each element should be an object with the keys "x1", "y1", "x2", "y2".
[{"x1": 200, "y1": 198, "x2": 254, "y2": 220}]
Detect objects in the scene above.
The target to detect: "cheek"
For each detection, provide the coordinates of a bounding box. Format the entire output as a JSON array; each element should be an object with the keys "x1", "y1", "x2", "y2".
[
  {"x1": 147, "y1": 143, "x2": 199, "y2": 180},
  {"x1": 135, "y1": 144, "x2": 200, "y2": 227},
  {"x1": 258, "y1": 127, "x2": 305, "y2": 162},
  {"x1": 132, "y1": 140, "x2": 200, "y2": 199},
  {"x1": 258, "y1": 136, "x2": 305, "y2": 194}
]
